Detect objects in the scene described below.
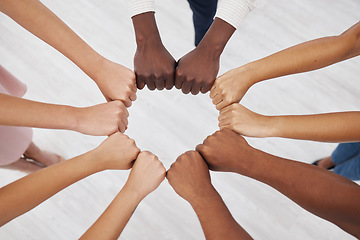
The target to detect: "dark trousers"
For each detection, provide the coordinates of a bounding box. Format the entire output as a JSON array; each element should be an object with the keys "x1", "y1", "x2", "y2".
[{"x1": 187, "y1": 0, "x2": 218, "y2": 46}]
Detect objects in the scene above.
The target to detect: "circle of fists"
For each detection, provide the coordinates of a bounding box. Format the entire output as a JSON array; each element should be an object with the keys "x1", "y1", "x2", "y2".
[{"x1": 81, "y1": 27, "x2": 264, "y2": 201}]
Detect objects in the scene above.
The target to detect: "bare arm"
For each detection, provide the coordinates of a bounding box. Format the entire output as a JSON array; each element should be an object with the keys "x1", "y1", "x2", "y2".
[
  {"x1": 211, "y1": 22, "x2": 360, "y2": 110},
  {"x1": 197, "y1": 129, "x2": 360, "y2": 238},
  {"x1": 0, "y1": 0, "x2": 136, "y2": 105},
  {"x1": 167, "y1": 151, "x2": 252, "y2": 240},
  {"x1": 80, "y1": 151, "x2": 166, "y2": 239},
  {"x1": 219, "y1": 104, "x2": 360, "y2": 142},
  {"x1": 0, "y1": 93, "x2": 129, "y2": 135},
  {"x1": 0, "y1": 133, "x2": 140, "y2": 226}
]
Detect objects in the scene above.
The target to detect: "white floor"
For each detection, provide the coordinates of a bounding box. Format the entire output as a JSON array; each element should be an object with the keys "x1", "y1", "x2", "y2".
[{"x1": 0, "y1": 0, "x2": 360, "y2": 239}]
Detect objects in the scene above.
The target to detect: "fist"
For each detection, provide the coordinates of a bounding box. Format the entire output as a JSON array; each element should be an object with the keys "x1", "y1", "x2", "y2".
[
  {"x1": 126, "y1": 151, "x2": 166, "y2": 199},
  {"x1": 94, "y1": 132, "x2": 140, "y2": 170},
  {"x1": 218, "y1": 104, "x2": 272, "y2": 138},
  {"x1": 75, "y1": 101, "x2": 129, "y2": 136},
  {"x1": 134, "y1": 42, "x2": 176, "y2": 90},
  {"x1": 175, "y1": 46, "x2": 219, "y2": 95},
  {"x1": 210, "y1": 67, "x2": 253, "y2": 110},
  {"x1": 196, "y1": 129, "x2": 257, "y2": 174},
  {"x1": 94, "y1": 60, "x2": 137, "y2": 107},
  {"x1": 167, "y1": 151, "x2": 214, "y2": 204}
]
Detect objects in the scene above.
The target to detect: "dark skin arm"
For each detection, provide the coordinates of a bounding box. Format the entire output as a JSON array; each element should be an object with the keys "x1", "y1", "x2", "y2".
[
  {"x1": 175, "y1": 18, "x2": 235, "y2": 95},
  {"x1": 132, "y1": 12, "x2": 176, "y2": 90},
  {"x1": 196, "y1": 129, "x2": 360, "y2": 238},
  {"x1": 167, "y1": 151, "x2": 252, "y2": 240}
]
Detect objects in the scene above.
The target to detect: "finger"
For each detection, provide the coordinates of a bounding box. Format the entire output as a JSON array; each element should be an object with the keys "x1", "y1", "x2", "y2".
[
  {"x1": 120, "y1": 103, "x2": 129, "y2": 117},
  {"x1": 219, "y1": 123, "x2": 231, "y2": 130},
  {"x1": 212, "y1": 94, "x2": 223, "y2": 105},
  {"x1": 122, "y1": 97, "x2": 132, "y2": 108},
  {"x1": 130, "y1": 83, "x2": 137, "y2": 93},
  {"x1": 155, "y1": 78, "x2": 165, "y2": 90},
  {"x1": 129, "y1": 90, "x2": 137, "y2": 101},
  {"x1": 190, "y1": 82, "x2": 201, "y2": 95},
  {"x1": 118, "y1": 121, "x2": 126, "y2": 133},
  {"x1": 145, "y1": 76, "x2": 156, "y2": 90},
  {"x1": 200, "y1": 83, "x2": 211, "y2": 94},
  {"x1": 105, "y1": 96, "x2": 112, "y2": 102},
  {"x1": 195, "y1": 144, "x2": 204, "y2": 153},
  {"x1": 218, "y1": 113, "x2": 230, "y2": 121},
  {"x1": 216, "y1": 100, "x2": 231, "y2": 110},
  {"x1": 219, "y1": 105, "x2": 233, "y2": 115},
  {"x1": 122, "y1": 114, "x2": 129, "y2": 127},
  {"x1": 181, "y1": 81, "x2": 192, "y2": 94},
  {"x1": 219, "y1": 118, "x2": 232, "y2": 128},
  {"x1": 136, "y1": 75, "x2": 146, "y2": 90},
  {"x1": 165, "y1": 74, "x2": 175, "y2": 90},
  {"x1": 209, "y1": 86, "x2": 218, "y2": 99},
  {"x1": 175, "y1": 72, "x2": 184, "y2": 89}
]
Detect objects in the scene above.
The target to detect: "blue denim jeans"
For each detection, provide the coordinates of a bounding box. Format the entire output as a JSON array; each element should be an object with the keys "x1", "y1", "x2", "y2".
[
  {"x1": 187, "y1": 0, "x2": 218, "y2": 46},
  {"x1": 332, "y1": 142, "x2": 360, "y2": 180}
]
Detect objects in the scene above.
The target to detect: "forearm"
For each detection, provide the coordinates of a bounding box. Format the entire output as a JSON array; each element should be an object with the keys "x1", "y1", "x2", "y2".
[
  {"x1": 0, "y1": 0, "x2": 104, "y2": 80},
  {"x1": 80, "y1": 186, "x2": 141, "y2": 240},
  {"x1": 198, "y1": 17, "x2": 235, "y2": 57},
  {"x1": 0, "y1": 93, "x2": 79, "y2": 130},
  {"x1": 190, "y1": 187, "x2": 252, "y2": 240},
  {"x1": 0, "y1": 151, "x2": 102, "y2": 226},
  {"x1": 132, "y1": 12, "x2": 161, "y2": 46},
  {"x1": 270, "y1": 112, "x2": 360, "y2": 142},
  {"x1": 241, "y1": 22, "x2": 360, "y2": 85},
  {"x1": 236, "y1": 150, "x2": 360, "y2": 237}
]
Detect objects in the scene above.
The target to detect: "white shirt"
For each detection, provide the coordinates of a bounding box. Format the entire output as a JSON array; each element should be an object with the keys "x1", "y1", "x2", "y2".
[{"x1": 126, "y1": 0, "x2": 258, "y2": 29}]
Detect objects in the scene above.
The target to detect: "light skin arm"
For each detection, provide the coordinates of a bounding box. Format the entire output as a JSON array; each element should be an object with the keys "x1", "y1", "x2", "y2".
[
  {"x1": 175, "y1": 18, "x2": 236, "y2": 95},
  {"x1": 0, "y1": 0, "x2": 136, "y2": 105},
  {"x1": 0, "y1": 93, "x2": 129, "y2": 135},
  {"x1": 218, "y1": 103, "x2": 360, "y2": 142},
  {"x1": 80, "y1": 151, "x2": 166, "y2": 239},
  {"x1": 132, "y1": 12, "x2": 176, "y2": 91},
  {"x1": 211, "y1": 22, "x2": 360, "y2": 109},
  {"x1": 167, "y1": 151, "x2": 252, "y2": 240},
  {"x1": 196, "y1": 129, "x2": 360, "y2": 238},
  {"x1": 0, "y1": 133, "x2": 140, "y2": 226}
]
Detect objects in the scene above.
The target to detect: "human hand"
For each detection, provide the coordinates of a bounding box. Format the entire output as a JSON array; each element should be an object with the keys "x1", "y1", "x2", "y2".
[
  {"x1": 132, "y1": 12, "x2": 176, "y2": 91},
  {"x1": 92, "y1": 132, "x2": 140, "y2": 170},
  {"x1": 196, "y1": 129, "x2": 258, "y2": 174},
  {"x1": 73, "y1": 101, "x2": 129, "y2": 136},
  {"x1": 175, "y1": 45, "x2": 219, "y2": 95},
  {"x1": 134, "y1": 41, "x2": 176, "y2": 90},
  {"x1": 125, "y1": 151, "x2": 166, "y2": 200},
  {"x1": 167, "y1": 151, "x2": 215, "y2": 205},
  {"x1": 93, "y1": 59, "x2": 137, "y2": 107},
  {"x1": 219, "y1": 104, "x2": 274, "y2": 138},
  {"x1": 210, "y1": 66, "x2": 254, "y2": 110}
]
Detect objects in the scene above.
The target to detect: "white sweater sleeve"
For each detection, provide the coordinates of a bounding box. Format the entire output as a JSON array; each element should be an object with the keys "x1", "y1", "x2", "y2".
[
  {"x1": 215, "y1": 0, "x2": 259, "y2": 29},
  {"x1": 126, "y1": 0, "x2": 155, "y2": 17}
]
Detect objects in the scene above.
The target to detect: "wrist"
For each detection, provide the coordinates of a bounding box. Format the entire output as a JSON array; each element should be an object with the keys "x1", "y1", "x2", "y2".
[
  {"x1": 232, "y1": 147, "x2": 264, "y2": 176},
  {"x1": 197, "y1": 18, "x2": 235, "y2": 58},
  {"x1": 70, "y1": 107, "x2": 85, "y2": 134},
  {"x1": 266, "y1": 116, "x2": 283, "y2": 138},
  {"x1": 189, "y1": 185, "x2": 220, "y2": 209},
  {"x1": 57, "y1": 105, "x2": 79, "y2": 132},
  {"x1": 79, "y1": 150, "x2": 105, "y2": 173},
  {"x1": 237, "y1": 63, "x2": 262, "y2": 86},
  {"x1": 132, "y1": 12, "x2": 162, "y2": 46},
  {"x1": 122, "y1": 183, "x2": 145, "y2": 203}
]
